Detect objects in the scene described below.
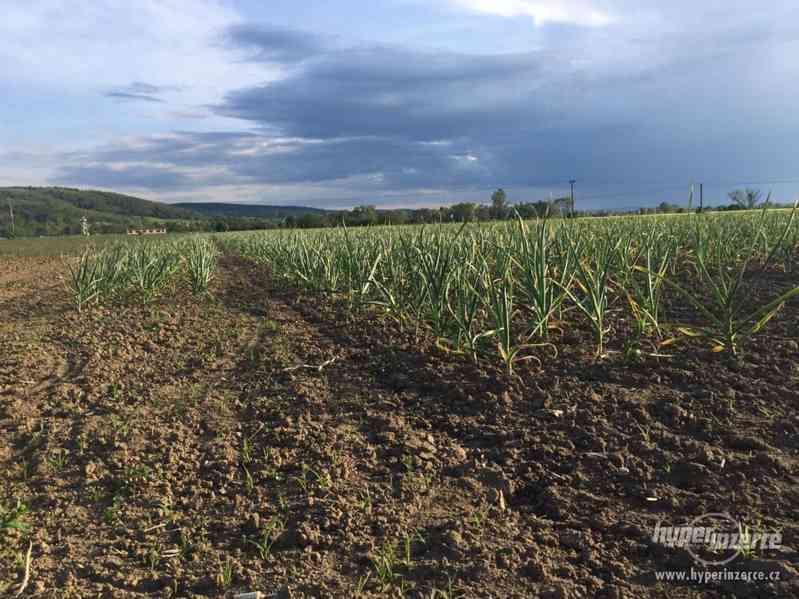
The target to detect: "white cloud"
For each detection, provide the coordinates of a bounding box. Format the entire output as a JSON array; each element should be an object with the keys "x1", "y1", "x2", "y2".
[
  {"x1": 0, "y1": 0, "x2": 269, "y2": 107},
  {"x1": 450, "y1": 0, "x2": 615, "y2": 26}
]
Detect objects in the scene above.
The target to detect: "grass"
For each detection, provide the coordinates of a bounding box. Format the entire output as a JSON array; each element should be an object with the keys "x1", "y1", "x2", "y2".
[
  {"x1": 245, "y1": 516, "x2": 285, "y2": 561},
  {"x1": 216, "y1": 557, "x2": 234, "y2": 589},
  {"x1": 0, "y1": 500, "x2": 29, "y2": 538},
  {"x1": 1, "y1": 233, "x2": 124, "y2": 257},
  {"x1": 427, "y1": 577, "x2": 464, "y2": 599},
  {"x1": 0, "y1": 231, "x2": 199, "y2": 257},
  {"x1": 370, "y1": 540, "x2": 406, "y2": 591}
]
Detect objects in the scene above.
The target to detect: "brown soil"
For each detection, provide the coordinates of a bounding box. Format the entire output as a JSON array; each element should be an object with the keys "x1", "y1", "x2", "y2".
[{"x1": 1, "y1": 254, "x2": 798, "y2": 598}]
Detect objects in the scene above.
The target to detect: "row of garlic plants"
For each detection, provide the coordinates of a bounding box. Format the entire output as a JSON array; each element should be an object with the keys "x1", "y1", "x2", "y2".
[
  {"x1": 225, "y1": 208, "x2": 799, "y2": 373},
  {"x1": 66, "y1": 237, "x2": 218, "y2": 311}
]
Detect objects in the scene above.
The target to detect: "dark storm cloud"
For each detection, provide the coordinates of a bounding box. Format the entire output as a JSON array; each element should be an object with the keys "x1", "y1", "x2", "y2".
[
  {"x1": 56, "y1": 132, "x2": 491, "y2": 189},
  {"x1": 225, "y1": 24, "x2": 329, "y2": 64},
  {"x1": 217, "y1": 42, "x2": 552, "y2": 141},
  {"x1": 87, "y1": 131, "x2": 260, "y2": 164},
  {"x1": 208, "y1": 32, "x2": 632, "y2": 187},
  {"x1": 55, "y1": 164, "x2": 191, "y2": 189},
  {"x1": 227, "y1": 137, "x2": 494, "y2": 187},
  {"x1": 212, "y1": 19, "x2": 799, "y2": 190},
  {"x1": 212, "y1": 25, "x2": 696, "y2": 188}
]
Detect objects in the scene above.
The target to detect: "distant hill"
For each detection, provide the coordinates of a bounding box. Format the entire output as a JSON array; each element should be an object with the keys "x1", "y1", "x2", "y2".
[
  {"x1": 3, "y1": 186, "x2": 195, "y2": 218},
  {"x1": 0, "y1": 186, "x2": 204, "y2": 236},
  {"x1": 175, "y1": 202, "x2": 330, "y2": 219},
  {"x1": 0, "y1": 187, "x2": 330, "y2": 237}
]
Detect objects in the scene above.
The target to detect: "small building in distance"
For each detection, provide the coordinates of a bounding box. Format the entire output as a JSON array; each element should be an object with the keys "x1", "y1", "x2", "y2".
[{"x1": 127, "y1": 228, "x2": 167, "y2": 236}]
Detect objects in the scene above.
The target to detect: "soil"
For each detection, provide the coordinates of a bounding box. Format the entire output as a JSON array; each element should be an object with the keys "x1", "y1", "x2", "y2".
[{"x1": 1, "y1": 253, "x2": 798, "y2": 598}]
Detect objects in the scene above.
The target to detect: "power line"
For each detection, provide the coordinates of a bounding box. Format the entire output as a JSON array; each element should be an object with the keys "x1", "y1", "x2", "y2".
[
  {"x1": 696, "y1": 178, "x2": 799, "y2": 187},
  {"x1": 565, "y1": 180, "x2": 799, "y2": 204},
  {"x1": 567, "y1": 177, "x2": 799, "y2": 190},
  {"x1": 575, "y1": 184, "x2": 692, "y2": 201}
]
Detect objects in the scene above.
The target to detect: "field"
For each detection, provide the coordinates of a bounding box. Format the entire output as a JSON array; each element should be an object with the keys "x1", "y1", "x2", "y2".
[
  {"x1": 1, "y1": 211, "x2": 798, "y2": 598},
  {"x1": 0, "y1": 232, "x2": 208, "y2": 258}
]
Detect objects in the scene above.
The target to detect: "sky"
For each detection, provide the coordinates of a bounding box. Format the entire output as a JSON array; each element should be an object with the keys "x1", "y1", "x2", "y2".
[{"x1": 2, "y1": 0, "x2": 799, "y2": 210}]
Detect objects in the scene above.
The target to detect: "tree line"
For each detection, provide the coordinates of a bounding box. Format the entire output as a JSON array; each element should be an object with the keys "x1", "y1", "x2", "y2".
[
  {"x1": 640, "y1": 188, "x2": 782, "y2": 215},
  {"x1": 0, "y1": 186, "x2": 788, "y2": 238},
  {"x1": 284, "y1": 190, "x2": 575, "y2": 228}
]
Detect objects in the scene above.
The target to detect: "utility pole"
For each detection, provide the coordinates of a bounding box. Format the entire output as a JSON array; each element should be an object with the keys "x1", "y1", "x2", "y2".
[
  {"x1": 7, "y1": 199, "x2": 14, "y2": 237},
  {"x1": 699, "y1": 183, "x2": 704, "y2": 213},
  {"x1": 569, "y1": 179, "x2": 577, "y2": 218}
]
